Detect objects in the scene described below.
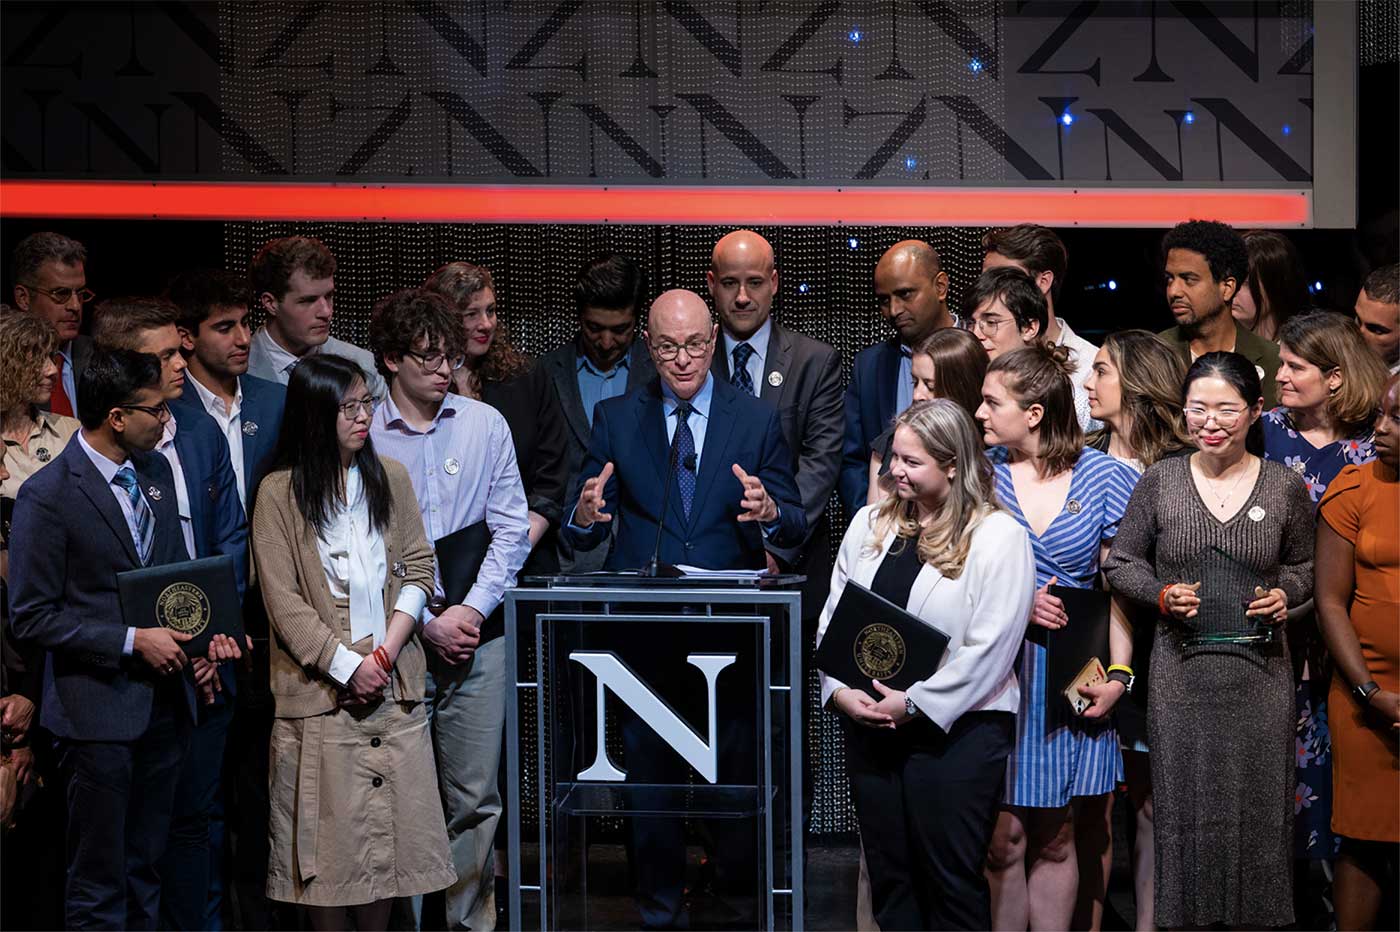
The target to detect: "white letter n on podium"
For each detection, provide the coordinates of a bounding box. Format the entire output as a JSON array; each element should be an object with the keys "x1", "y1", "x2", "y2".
[{"x1": 570, "y1": 651, "x2": 736, "y2": 784}]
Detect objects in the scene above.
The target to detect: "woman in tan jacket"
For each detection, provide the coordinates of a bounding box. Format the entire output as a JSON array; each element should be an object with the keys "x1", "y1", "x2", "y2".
[{"x1": 252, "y1": 355, "x2": 452, "y2": 929}]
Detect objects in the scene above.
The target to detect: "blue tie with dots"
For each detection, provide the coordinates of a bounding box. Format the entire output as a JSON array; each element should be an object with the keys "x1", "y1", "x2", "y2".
[
  {"x1": 731, "y1": 343, "x2": 756, "y2": 396},
  {"x1": 674, "y1": 401, "x2": 696, "y2": 518}
]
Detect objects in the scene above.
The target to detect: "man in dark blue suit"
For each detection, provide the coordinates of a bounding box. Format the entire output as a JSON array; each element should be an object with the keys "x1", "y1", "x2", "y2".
[
  {"x1": 9, "y1": 349, "x2": 200, "y2": 929},
  {"x1": 840, "y1": 240, "x2": 961, "y2": 513},
  {"x1": 566, "y1": 289, "x2": 805, "y2": 568},
  {"x1": 168, "y1": 270, "x2": 288, "y2": 930},
  {"x1": 564, "y1": 289, "x2": 804, "y2": 928},
  {"x1": 91, "y1": 297, "x2": 249, "y2": 931}
]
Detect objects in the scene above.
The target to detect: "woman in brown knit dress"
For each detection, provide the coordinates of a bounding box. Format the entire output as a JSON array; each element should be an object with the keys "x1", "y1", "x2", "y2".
[{"x1": 1104, "y1": 352, "x2": 1314, "y2": 929}]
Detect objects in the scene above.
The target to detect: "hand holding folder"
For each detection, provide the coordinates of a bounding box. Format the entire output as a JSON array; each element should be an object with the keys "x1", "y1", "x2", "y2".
[{"x1": 815, "y1": 581, "x2": 950, "y2": 702}]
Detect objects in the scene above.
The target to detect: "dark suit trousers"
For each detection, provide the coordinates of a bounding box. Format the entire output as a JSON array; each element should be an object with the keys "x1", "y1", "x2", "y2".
[
  {"x1": 159, "y1": 692, "x2": 233, "y2": 930},
  {"x1": 60, "y1": 688, "x2": 190, "y2": 931},
  {"x1": 844, "y1": 711, "x2": 1013, "y2": 932}
]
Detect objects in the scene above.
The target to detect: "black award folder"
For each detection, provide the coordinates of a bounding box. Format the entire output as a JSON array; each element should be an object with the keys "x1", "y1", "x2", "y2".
[
  {"x1": 815, "y1": 581, "x2": 951, "y2": 702},
  {"x1": 433, "y1": 521, "x2": 502, "y2": 641},
  {"x1": 117, "y1": 554, "x2": 242, "y2": 658},
  {"x1": 1036, "y1": 585, "x2": 1111, "y2": 710}
]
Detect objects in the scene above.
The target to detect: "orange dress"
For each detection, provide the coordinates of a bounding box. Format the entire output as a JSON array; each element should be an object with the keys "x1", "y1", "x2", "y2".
[{"x1": 1319, "y1": 461, "x2": 1400, "y2": 842}]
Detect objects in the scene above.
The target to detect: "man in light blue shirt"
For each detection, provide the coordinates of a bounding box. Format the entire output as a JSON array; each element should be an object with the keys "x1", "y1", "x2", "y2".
[
  {"x1": 369, "y1": 289, "x2": 531, "y2": 932},
  {"x1": 246, "y1": 235, "x2": 386, "y2": 400}
]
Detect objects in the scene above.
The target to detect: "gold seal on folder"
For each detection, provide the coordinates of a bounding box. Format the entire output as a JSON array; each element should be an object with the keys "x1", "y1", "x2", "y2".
[
  {"x1": 853, "y1": 623, "x2": 906, "y2": 680},
  {"x1": 156, "y1": 582, "x2": 211, "y2": 637}
]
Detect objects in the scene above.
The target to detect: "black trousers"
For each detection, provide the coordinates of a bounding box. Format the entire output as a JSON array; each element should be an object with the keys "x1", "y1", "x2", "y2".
[
  {"x1": 844, "y1": 710, "x2": 1013, "y2": 932},
  {"x1": 59, "y1": 689, "x2": 190, "y2": 931}
]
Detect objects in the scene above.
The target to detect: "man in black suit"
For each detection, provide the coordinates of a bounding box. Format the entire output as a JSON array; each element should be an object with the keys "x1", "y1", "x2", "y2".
[
  {"x1": 11, "y1": 231, "x2": 94, "y2": 416},
  {"x1": 540, "y1": 253, "x2": 657, "y2": 572},
  {"x1": 9, "y1": 349, "x2": 200, "y2": 929}
]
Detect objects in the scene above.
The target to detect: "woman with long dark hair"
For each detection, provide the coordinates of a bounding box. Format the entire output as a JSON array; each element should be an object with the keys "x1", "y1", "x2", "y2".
[
  {"x1": 1232, "y1": 230, "x2": 1312, "y2": 341},
  {"x1": 252, "y1": 355, "x2": 452, "y2": 929},
  {"x1": 1105, "y1": 351, "x2": 1314, "y2": 929}
]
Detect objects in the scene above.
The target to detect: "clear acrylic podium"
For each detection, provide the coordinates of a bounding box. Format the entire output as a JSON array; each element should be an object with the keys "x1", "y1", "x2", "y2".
[{"x1": 504, "y1": 574, "x2": 805, "y2": 931}]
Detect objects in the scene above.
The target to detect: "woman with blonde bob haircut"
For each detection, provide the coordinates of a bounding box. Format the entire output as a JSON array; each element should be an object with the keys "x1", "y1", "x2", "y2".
[{"x1": 818, "y1": 399, "x2": 1036, "y2": 930}]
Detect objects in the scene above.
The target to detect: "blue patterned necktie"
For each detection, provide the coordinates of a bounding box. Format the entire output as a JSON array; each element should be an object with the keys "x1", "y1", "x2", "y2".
[
  {"x1": 112, "y1": 466, "x2": 154, "y2": 565},
  {"x1": 673, "y1": 401, "x2": 697, "y2": 518},
  {"x1": 730, "y1": 342, "x2": 756, "y2": 396}
]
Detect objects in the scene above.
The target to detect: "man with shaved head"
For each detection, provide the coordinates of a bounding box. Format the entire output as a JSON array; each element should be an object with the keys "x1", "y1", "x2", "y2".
[
  {"x1": 840, "y1": 240, "x2": 959, "y2": 511},
  {"x1": 563, "y1": 288, "x2": 804, "y2": 928}
]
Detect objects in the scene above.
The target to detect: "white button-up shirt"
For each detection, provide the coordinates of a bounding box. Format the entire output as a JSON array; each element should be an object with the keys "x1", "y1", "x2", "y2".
[
  {"x1": 189, "y1": 375, "x2": 247, "y2": 509},
  {"x1": 154, "y1": 417, "x2": 196, "y2": 560}
]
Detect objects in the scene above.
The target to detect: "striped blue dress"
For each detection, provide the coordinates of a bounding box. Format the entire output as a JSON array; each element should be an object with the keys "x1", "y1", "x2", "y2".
[{"x1": 990, "y1": 446, "x2": 1139, "y2": 808}]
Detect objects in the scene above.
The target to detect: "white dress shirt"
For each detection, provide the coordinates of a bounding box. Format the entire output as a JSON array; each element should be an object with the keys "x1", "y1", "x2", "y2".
[
  {"x1": 154, "y1": 417, "x2": 197, "y2": 560},
  {"x1": 816, "y1": 505, "x2": 1036, "y2": 730},
  {"x1": 247, "y1": 327, "x2": 387, "y2": 400},
  {"x1": 189, "y1": 375, "x2": 248, "y2": 509},
  {"x1": 318, "y1": 465, "x2": 429, "y2": 685}
]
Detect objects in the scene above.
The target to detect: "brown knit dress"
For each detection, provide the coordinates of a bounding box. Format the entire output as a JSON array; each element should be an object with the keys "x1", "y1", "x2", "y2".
[{"x1": 1104, "y1": 455, "x2": 1314, "y2": 929}]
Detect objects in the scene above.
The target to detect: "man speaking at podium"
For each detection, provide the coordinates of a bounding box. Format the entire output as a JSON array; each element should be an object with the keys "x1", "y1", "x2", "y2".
[
  {"x1": 565, "y1": 288, "x2": 805, "y2": 569},
  {"x1": 563, "y1": 289, "x2": 804, "y2": 928}
]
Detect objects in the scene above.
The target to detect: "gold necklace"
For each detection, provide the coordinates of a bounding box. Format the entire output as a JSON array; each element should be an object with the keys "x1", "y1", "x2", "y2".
[{"x1": 1199, "y1": 458, "x2": 1250, "y2": 510}]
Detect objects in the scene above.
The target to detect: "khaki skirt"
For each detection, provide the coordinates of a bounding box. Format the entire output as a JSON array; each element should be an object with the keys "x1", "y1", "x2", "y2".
[{"x1": 267, "y1": 696, "x2": 455, "y2": 906}]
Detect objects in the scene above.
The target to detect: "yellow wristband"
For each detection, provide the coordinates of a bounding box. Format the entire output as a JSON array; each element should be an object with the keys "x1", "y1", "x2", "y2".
[{"x1": 1107, "y1": 664, "x2": 1134, "y2": 677}]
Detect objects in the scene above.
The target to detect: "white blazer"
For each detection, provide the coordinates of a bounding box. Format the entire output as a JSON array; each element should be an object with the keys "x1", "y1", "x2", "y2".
[{"x1": 816, "y1": 504, "x2": 1035, "y2": 731}]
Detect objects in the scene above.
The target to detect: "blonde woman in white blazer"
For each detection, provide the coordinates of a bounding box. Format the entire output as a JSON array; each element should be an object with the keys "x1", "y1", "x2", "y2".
[{"x1": 818, "y1": 399, "x2": 1035, "y2": 931}]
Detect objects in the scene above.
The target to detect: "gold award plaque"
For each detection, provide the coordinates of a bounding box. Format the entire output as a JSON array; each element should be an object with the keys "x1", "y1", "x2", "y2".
[
  {"x1": 156, "y1": 582, "x2": 211, "y2": 637},
  {"x1": 853, "y1": 623, "x2": 906, "y2": 681}
]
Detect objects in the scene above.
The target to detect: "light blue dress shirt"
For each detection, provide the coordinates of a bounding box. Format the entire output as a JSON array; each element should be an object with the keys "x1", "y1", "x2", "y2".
[
  {"x1": 369, "y1": 393, "x2": 532, "y2": 620},
  {"x1": 896, "y1": 343, "x2": 914, "y2": 416},
  {"x1": 721, "y1": 316, "x2": 772, "y2": 397},
  {"x1": 576, "y1": 351, "x2": 631, "y2": 428},
  {"x1": 59, "y1": 341, "x2": 77, "y2": 408}
]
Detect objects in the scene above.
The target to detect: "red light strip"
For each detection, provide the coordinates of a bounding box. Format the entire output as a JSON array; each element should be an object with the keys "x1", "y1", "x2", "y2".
[{"x1": 0, "y1": 180, "x2": 1311, "y2": 227}]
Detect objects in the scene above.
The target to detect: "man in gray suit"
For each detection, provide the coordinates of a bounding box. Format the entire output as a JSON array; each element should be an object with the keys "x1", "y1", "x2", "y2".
[
  {"x1": 245, "y1": 235, "x2": 386, "y2": 399},
  {"x1": 540, "y1": 253, "x2": 656, "y2": 572},
  {"x1": 11, "y1": 231, "x2": 94, "y2": 415},
  {"x1": 707, "y1": 230, "x2": 842, "y2": 587}
]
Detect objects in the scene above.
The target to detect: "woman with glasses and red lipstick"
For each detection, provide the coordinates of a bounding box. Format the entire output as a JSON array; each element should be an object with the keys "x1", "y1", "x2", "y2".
[{"x1": 1105, "y1": 351, "x2": 1314, "y2": 930}]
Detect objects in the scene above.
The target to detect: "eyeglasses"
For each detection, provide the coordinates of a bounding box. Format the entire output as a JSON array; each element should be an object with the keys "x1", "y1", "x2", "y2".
[
  {"x1": 650, "y1": 337, "x2": 713, "y2": 361},
  {"x1": 22, "y1": 283, "x2": 96, "y2": 305},
  {"x1": 338, "y1": 398, "x2": 376, "y2": 419},
  {"x1": 117, "y1": 401, "x2": 171, "y2": 421},
  {"x1": 405, "y1": 349, "x2": 466, "y2": 372},
  {"x1": 970, "y1": 316, "x2": 1011, "y2": 336},
  {"x1": 1184, "y1": 408, "x2": 1246, "y2": 429}
]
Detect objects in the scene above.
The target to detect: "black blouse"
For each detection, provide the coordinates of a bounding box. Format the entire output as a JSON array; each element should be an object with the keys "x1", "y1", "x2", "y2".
[{"x1": 869, "y1": 534, "x2": 924, "y2": 609}]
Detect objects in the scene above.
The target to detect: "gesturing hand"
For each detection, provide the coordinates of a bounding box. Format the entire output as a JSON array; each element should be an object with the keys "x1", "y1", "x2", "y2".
[
  {"x1": 733, "y1": 465, "x2": 777, "y2": 524},
  {"x1": 575, "y1": 462, "x2": 615, "y2": 528},
  {"x1": 1030, "y1": 576, "x2": 1068, "y2": 630}
]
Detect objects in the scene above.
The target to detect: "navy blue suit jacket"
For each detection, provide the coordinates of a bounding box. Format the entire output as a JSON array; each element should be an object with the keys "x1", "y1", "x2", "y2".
[
  {"x1": 840, "y1": 337, "x2": 903, "y2": 514},
  {"x1": 9, "y1": 436, "x2": 196, "y2": 741},
  {"x1": 171, "y1": 374, "x2": 286, "y2": 520},
  {"x1": 564, "y1": 376, "x2": 806, "y2": 571},
  {"x1": 164, "y1": 397, "x2": 249, "y2": 595}
]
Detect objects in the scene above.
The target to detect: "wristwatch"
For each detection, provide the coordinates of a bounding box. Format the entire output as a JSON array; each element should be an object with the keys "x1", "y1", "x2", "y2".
[
  {"x1": 904, "y1": 695, "x2": 920, "y2": 718},
  {"x1": 1353, "y1": 679, "x2": 1381, "y2": 705}
]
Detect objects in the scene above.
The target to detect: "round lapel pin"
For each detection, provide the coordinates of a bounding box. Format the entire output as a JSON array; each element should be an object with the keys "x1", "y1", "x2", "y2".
[
  {"x1": 391, "y1": 561, "x2": 408, "y2": 578},
  {"x1": 242, "y1": 420, "x2": 259, "y2": 436},
  {"x1": 1248, "y1": 505, "x2": 1266, "y2": 522},
  {"x1": 768, "y1": 371, "x2": 783, "y2": 388},
  {"x1": 444, "y1": 457, "x2": 460, "y2": 476},
  {"x1": 1066, "y1": 499, "x2": 1082, "y2": 515},
  {"x1": 147, "y1": 486, "x2": 163, "y2": 501},
  {"x1": 36, "y1": 447, "x2": 51, "y2": 463}
]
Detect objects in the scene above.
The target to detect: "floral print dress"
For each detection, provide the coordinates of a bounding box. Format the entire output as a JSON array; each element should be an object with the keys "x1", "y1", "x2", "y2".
[{"x1": 1262, "y1": 407, "x2": 1375, "y2": 861}]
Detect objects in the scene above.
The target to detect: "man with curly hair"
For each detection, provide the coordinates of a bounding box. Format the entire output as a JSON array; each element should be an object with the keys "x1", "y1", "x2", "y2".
[
  {"x1": 1157, "y1": 218, "x2": 1281, "y2": 407},
  {"x1": 246, "y1": 236, "x2": 386, "y2": 400},
  {"x1": 367, "y1": 288, "x2": 531, "y2": 932}
]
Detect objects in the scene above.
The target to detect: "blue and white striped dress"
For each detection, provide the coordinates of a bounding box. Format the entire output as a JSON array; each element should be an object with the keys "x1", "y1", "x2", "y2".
[{"x1": 990, "y1": 446, "x2": 1139, "y2": 808}]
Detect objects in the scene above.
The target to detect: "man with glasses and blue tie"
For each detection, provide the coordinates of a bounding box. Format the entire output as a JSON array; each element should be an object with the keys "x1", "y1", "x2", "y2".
[
  {"x1": 10, "y1": 231, "x2": 96, "y2": 416},
  {"x1": 565, "y1": 288, "x2": 804, "y2": 929},
  {"x1": 8, "y1": 348, "x2": 216, "y2": 929}
]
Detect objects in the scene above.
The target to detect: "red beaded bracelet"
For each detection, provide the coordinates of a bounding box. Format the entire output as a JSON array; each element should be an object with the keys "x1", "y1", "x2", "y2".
[
  {"x1": 371, "y1": 646, "x2": 393, "y2": 673},
  {"x1": 1157, "y1": 584, "x2": 1173, "y2": 617}
]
